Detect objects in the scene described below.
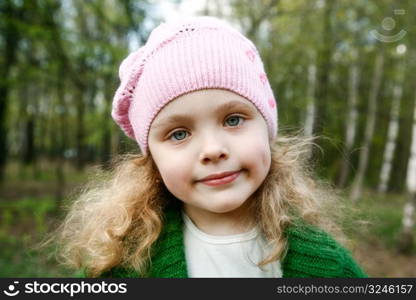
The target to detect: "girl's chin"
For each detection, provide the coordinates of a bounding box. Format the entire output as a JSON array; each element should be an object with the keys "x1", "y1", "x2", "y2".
[{"x1": 205, "y1": 201, "x2": 248, "y2": 214}]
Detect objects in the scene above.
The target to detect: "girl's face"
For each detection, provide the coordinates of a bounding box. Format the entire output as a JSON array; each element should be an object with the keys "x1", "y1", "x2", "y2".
[{"x1": 148, "y1": 89, "x2": 271, "y2": 222}]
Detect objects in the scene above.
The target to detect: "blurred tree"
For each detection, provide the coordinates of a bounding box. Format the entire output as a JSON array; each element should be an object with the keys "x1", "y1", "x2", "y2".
[
  {"x1": 337, "y1": 49, "x2": 359, "y2": 187},
  {"x1": 312, "y1": 0, "x2": 336, "y2": 140},
  {"x1": 378, "y1": 57, "x2": 406, "y2": 193},
  {"x1": 350, "y1": 52, "x2": 384, "y2": 202},
  {"x1": 0, "y1": 0, "x2": 24, "y2": 183},
  {"x1": 398, "y1": 86, "x2": 416, "y2": 254}
]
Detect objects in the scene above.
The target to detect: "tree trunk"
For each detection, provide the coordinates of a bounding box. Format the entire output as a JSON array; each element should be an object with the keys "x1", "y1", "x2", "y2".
[
  {"x1": 312, "y1": 0, "x2": 335, "y2": 137},
  {"x1": 304, "y1": 63, "x2": 317, "y2": 138},
  {"x1": 75, "y1": 89, "x2": 86, "y2": 171},
  {"x1": 398, "y1": 193, "x2": 416, "y2": 254},
  {"x1": 338, "y1": 62, "x2": 359, "y2": 187},
  {"x1": 398, "y1": 89, "x2": 416, "y2": 254},
  {"x1": 350, "y1": 52, "x2": 384, "y2": 202},
  {"x1": 0, "y1": 1, "x2": 21, "y2": 183},
  {"x1": 100, "y1": 76, "x2": 114, "y2": 169},
  {"x1": 21, "y1": 85, "x2": 37, "y2": 167},
  {"x1": 377, "y1": 61, "x2": 405, "y2": 193},
  {"x1": 54, "y1": 72, "x2": 67, "y2": 212}
]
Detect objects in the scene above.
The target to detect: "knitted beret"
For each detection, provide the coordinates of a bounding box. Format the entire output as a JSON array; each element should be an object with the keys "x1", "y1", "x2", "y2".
[{"x1": 111, "y1": 16, "x2": 277, "y2": 155}]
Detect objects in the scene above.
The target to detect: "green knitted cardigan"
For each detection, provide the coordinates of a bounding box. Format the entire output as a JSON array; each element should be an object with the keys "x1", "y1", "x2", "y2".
[{"x1": 82, "y1": 204, "x2": 367, "y2": 278}]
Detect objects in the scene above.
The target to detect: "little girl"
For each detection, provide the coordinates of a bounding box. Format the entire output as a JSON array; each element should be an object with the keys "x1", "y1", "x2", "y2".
[{"x1": 53, "y1": 16, "x2": 367, "y2": 278}]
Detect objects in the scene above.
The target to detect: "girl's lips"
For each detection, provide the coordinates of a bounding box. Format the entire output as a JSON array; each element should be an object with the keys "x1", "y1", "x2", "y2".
[{"x1": 199, "y1": 170, "x2": 241, "y2": 186}]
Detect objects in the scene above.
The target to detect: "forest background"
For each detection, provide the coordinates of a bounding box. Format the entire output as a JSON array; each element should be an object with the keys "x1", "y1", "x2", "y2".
[{"x1": 0, "y1": 0, "x2": 415, "y2": 277}]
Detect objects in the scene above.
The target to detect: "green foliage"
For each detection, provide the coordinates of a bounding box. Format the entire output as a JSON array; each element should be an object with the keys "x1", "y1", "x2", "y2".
[
  {"x1": 0, "y1": 197, "x2": 56, "y2": 235},
  {"x1": 0, "y1": 235, "x2": 75, "y2": 277},
  {"x1": 345, "y1": 192, "x2": 415, "y2": 252},
  {"x1": 0, "y1": 197, "x2": 74, "y2": 277}
]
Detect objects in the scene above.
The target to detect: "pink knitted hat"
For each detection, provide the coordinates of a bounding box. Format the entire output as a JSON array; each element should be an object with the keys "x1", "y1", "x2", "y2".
[{"x1": 112, "y1": 16, "x2": 277, "y2": 155}]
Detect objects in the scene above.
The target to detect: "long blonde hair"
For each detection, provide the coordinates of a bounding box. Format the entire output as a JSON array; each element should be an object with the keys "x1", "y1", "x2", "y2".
[{"x1": 47, "y1": 134, "x2": 348, "y2": 277}]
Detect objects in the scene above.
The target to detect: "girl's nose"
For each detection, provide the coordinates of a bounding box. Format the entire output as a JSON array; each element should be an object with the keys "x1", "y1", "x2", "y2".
[
  {"x1": 199, "y1": 136, "x2": 229, "y2": 164},
  {"x1": 200, "y1": 150, "x2": 228, "y2": 164}
]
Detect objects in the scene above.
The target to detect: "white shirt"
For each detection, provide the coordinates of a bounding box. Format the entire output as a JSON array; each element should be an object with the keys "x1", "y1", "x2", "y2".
[{"x1": 182, "y1": 211, "x2": 283, "y2": 278}]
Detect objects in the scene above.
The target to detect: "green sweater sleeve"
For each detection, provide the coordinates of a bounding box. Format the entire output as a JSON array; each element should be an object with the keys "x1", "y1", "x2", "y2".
[
  {"x1": 283, "y1": 223, "x2": 368, "y2": 278},
  {"x1": 338, "y1": 245, "x2": 368, "y2": 278}
]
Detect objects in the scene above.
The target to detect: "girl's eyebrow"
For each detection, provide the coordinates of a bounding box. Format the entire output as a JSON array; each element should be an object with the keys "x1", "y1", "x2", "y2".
[{"x1": 152, "y1": 100, "x2": 254, "y2": 130}]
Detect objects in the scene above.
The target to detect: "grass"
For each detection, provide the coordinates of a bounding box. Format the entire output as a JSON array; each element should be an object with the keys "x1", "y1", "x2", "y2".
[
  {"x1": 0, "y1": 235, "x2": 75, "y2": 277},
  {"x1": 346, "y1": 192, "x2": 415, "y2": 251},
  {"x1": 0, "y1": 160, "x2": 90, "y2": 277},
  {"x1": 0, "y1": 196, "x2": 76, "y2": 277},
  {"x1": 337, "y1": 191, "x2": 416, "y2": 277}
]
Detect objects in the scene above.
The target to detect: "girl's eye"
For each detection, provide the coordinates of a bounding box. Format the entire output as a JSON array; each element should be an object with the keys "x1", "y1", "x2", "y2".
[
  {"x1": 167, "y1": 116, "x2": 244, "y2": 142},
  {"x1": 225, "y1": 115, "x2": 244, "y2": 127},
  {"x1": 169, "y1": 130, "x2": 188, "y2": 141}
]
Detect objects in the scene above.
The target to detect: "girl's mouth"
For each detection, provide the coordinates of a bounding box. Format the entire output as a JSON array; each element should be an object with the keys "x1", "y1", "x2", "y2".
[{"x1": 199, "y1": 170, "x2": 241, "y2": 186}]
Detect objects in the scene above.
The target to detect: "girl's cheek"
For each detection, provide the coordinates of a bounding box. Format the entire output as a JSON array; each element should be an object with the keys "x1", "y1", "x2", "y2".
[
  {"x1": 245, "y1": 130, "x2": 271, "y2": 165},
  {"x1": 160, "y1": 165, "x2": 189, "y2": 192}
]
